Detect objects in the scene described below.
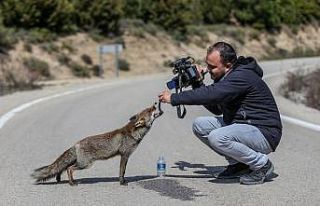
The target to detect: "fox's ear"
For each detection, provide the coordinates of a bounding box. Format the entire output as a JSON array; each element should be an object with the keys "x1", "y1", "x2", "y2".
[
  {"x1": 134, "y1": 118, "x2": 145, "y2": 128},
  {"x1": 129, "y1": 115, "x2": 137, "y2": 122}
]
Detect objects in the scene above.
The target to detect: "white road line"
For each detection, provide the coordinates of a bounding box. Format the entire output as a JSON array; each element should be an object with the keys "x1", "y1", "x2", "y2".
[
  {"x1": 0, "y1": 82, "x2": 115, "y2": 130},
  {"x1": 280, "y1": 115, "x2": 320, "y2": 132},
  {"x1": 1, "y1": 71, "x2": 320, "y2": 132}
]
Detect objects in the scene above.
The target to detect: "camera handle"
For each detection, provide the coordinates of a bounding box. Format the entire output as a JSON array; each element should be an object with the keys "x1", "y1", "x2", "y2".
[{"x1": 176, "y1": 74, "x2": 187, "y2": 119}]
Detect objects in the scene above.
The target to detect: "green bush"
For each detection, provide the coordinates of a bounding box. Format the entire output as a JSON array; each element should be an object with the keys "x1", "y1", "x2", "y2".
[
  {"x1": 0, "y1": 0, "x2": 319, "y2": 39},
  {"x1": 61, "y1": 42, "x2": 76, "y2": 54},
  {"x1": 81, "y1": 54, "x2": 93, "y2": 65},
  {"x1": 23, "y1": 43, "x2": 33, "y2": 53},
  {"x1": 91, "y1": 64, "x2": 101, "y2": 76},
  {"x1": 1, "y1": 0, "x2": 77, "y2": 33},
  {"x1": 57, "y1": 53, "x2": 71, "y2": 66},
  {"x1": 25, "y1": 28, "x2": 57, "y2": 44},
  {"x1": 162, "y1": 60, "x2": 172, "y2": 67},
  {"x1": 0, "y1": 26, "x2": 18, "y2": 50},
  {"x1": 281, "y1": 68, "x2": 320, "y2": 111},
  {"x1": 200, "y1": 0, "x2": 230, "y2": 24},
  {"x1": 40, "y1": 42, "x2": 60, "y2": 54},
  {"x1": 305, "y1": 69, "x2": 320, "y2": 110},
  {"x1": 248, "y1": 29, "x2": 260, "y2": 40},
  {"x1": 186, "y1": 25, "x2": 210, "y2": 43},
  {"x1": 144, "y1": 23, "x2": 161, "y2": 36},
  {"x1": 118, "y1": 58, "x2": 130, "y2": 71},
  {"x1": 23, "y1": 57, "x2": 50, "y2": 78},
  {"x1": 69, "y1": 62, "x2": 90, "y2": 77},
  {"x1": 88, "y1": 29, "x2": 106, "y2": 42},
  {"x1": 75, "y1": 0, "x2": 124, "y2": 35},
  {"x1": 267, "y1": 37, "x2": 277, "y2": 47},
  {"x1": 1, "y1": 68, "x2": 41, "y2": 94}
]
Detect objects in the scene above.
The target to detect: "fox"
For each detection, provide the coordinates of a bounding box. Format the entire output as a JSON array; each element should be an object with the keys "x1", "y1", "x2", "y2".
[{"x1": 31, "y1": 102, "x2": 163, "y2": 186}]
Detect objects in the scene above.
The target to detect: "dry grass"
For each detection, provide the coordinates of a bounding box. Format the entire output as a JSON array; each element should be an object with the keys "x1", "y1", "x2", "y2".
[{"x1": 280, "y1": 68, "x2": 320, "y2": 110}]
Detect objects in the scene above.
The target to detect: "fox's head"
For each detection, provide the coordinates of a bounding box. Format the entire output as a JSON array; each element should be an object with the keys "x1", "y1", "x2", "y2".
[{"x1": 129, "y1": 102, "x2": 163, "y2": 128}]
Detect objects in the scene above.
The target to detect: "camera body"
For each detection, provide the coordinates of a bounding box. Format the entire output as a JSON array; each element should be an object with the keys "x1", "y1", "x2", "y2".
[{"x1": 166, "y1": 56, "x2": 203, "y2": 90}]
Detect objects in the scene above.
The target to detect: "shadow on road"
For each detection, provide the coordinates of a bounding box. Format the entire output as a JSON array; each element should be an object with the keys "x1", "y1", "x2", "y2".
[
  {"x1": 171, "y1": 160, "x2": 279, "y2": 184},
  {"x1": 38, "y1": 175, "x2": 157, "y2": 185},
  {"x1": 171, "y1": 160, "x2": 225, "y2": 175},
  {"x1": 137, "y1": 179, "x2": 205, "y2": 201}
]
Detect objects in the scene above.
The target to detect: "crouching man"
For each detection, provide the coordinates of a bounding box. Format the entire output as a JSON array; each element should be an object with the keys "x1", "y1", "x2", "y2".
[{"x1": 159, "y1": 42, "x2": 282, "y2": 185}]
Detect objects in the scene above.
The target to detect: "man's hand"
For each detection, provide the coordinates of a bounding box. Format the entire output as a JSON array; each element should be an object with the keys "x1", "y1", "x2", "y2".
[
  {"x1": 158, "y1": 90, "x2": 172, "y2": 104},
  {"x1": 196, "y1": 64, "x2": 208, "y2": 74}
]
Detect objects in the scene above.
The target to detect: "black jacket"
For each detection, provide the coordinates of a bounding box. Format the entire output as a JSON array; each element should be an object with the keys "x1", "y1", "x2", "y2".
[{"x1": 171, "y1": 56, "x2": 282, "y2": 151}]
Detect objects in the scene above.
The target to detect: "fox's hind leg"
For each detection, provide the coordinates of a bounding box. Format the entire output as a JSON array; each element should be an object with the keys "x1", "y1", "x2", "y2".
[
  {"x1": 66, "y1": 161, "x2": 92, "y2": 186},
  {"x1": 56, "y1": 172, "x2": 62, "y2": 183}
]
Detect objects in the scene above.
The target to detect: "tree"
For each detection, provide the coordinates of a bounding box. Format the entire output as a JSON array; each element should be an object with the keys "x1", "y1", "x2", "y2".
[
  {"x1": 0, "y1": 0, "x2": 77, "y2": 33},
  {"x1": 200, "y1": 0, "x2": 231, "y2": 24}
]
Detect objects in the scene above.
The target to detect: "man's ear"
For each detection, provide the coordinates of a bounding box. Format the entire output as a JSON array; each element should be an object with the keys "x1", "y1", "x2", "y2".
[
  {"x1": 134, "y1": 118, "x2": 145, "y2": 128},
  {"x1": 225, "y1": 62, "x2": 232, "y2": 69}
]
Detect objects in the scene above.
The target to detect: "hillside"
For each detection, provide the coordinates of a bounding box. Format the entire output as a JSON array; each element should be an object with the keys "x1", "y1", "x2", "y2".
[{"x1": 1, "y1": 24, "x2": 320, "y2": 95}]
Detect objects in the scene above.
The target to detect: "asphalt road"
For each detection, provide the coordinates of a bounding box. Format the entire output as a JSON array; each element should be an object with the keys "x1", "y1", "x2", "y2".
[{"x1": 0, "y1": 57, "x2": 320, "y2": 206}]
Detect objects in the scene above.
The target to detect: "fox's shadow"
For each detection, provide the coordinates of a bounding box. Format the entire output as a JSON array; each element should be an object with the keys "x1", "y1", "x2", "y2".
[{"x1": 38, "y1": 175, "x2": 157, "y2": 185}]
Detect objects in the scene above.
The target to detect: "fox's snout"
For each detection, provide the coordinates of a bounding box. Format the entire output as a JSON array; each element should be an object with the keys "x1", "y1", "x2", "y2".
[{"x1": 153, "y1": 101, "x2": 163, "y2": 119}]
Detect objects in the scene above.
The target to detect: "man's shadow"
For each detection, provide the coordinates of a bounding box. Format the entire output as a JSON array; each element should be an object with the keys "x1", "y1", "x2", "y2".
[{"x1": 168, "y1": 161, "x2": 278, "y2": 184}]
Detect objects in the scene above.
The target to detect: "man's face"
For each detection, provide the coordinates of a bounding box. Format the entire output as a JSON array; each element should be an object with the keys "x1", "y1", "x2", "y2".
[{"x1": 206, "y1": 50, "x2": 227, "y2": 81}]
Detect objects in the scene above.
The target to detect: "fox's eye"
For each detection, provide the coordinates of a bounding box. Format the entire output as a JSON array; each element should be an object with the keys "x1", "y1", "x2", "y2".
[{"x1": 129, "y1": 115, "x2": 138, "y2": 122}]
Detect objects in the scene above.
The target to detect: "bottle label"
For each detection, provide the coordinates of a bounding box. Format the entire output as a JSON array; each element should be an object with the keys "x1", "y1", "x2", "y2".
[{"x1": 157, "y1": 163, "x2": 166, "y2": 171}]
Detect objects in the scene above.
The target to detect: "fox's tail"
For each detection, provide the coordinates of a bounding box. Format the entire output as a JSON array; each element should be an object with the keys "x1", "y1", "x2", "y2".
[{"x1": 31, "y1": 147, "x2": 77, "y2": 183}]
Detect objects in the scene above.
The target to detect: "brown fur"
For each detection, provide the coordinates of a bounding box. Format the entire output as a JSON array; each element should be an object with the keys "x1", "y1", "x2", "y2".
[{"x1": 31, "y1": 103, "x2": 162, "y2": 186}]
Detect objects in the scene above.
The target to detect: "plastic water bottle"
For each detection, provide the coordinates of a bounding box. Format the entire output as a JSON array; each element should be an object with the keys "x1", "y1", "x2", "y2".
[{"x1": 157, "y1": 156, "x2": 166, "y2": 177}]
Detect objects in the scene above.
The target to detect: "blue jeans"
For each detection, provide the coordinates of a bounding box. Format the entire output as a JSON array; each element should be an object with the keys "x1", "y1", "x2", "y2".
[{"x1": 192, "y1": 116, "x2": 273, "y2": 170}]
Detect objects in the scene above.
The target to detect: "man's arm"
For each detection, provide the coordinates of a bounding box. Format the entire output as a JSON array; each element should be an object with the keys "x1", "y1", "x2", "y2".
[
  {"x1": 192, "y1": 83, "x2": 222, "y2": 115},
  {"x1": 170, "y1": 75, "x2": 248, "y2": 106}
]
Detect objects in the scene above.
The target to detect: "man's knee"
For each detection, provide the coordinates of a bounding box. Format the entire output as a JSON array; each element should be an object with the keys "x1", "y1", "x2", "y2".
[
  {"x1": 192, "y1": 117, "x2": 209, "y2": 137},
  {"x1": 207, "y1": 130, "x2": 230, "y2": 150}
]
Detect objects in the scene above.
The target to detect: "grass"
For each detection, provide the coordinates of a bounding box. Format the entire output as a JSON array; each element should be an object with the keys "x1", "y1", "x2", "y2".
[
  {"x1": 69, "y1": 62, "x2": 90, "y2": 77},
  {"x1": 263, "y1": 47, "x2": 320, "y2": 60},
  {"x1": 23, "y1": 57, "x2": 50, "y2": 78}
]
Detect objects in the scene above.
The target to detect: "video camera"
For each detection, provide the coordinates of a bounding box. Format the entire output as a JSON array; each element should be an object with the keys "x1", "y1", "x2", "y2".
[
  {"x1": 166, "y1": 56, "x2": 203, "y2": 90},
  {"x1": 166, "y1": 56, "x2": 206, "y2": 118}
]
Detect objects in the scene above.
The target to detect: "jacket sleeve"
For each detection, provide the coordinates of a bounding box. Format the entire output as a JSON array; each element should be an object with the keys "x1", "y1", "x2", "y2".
[
  {"x1": 204, "y1": 104, "x2": 222, "y2": 115},
  {"x1": 171, "y1": 74, "x2": 249, "y2": 106}
]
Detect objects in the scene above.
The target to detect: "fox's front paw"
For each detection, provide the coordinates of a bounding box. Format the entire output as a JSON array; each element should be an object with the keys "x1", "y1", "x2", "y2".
[
  {"x1": 56, "y1": 175, "x2": 61, "y2": 183},
  {"x1": 69, "y1": 181, "x2": 78, "y2": 186},
  {"x1": 119, "y1": 177, "x2": 128, "y2": 186}
]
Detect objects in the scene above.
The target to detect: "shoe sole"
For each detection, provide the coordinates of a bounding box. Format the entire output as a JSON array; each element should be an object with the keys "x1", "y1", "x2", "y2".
[
  {"x1": 213, "y1": 169, "x2": 252, "y2": 179},
  {"x1": 239, "y1": 163, "x2": 274, "y2": 185},
  {"x1": 214, "y1": 174, "x2": 240, "y2": 179}
]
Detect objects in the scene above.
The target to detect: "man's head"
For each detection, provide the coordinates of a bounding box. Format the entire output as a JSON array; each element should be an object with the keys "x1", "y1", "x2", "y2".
[{"x1": 206, "y1": 42, "x2": 237, "y2": 81}]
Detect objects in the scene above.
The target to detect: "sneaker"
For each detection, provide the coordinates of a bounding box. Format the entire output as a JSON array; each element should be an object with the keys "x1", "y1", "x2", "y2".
[
  {"x1": 240, "y1": 160, "x2": 274, "y2": 185},
  {"x1": 214, "y1": 162, "x2": 251, "y2": 179}
]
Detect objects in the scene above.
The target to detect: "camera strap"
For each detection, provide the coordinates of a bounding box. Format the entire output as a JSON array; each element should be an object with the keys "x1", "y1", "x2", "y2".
[
  {"x1": 175, "y1": 87, "x2": 187, "y2": 119},
  {"x1": 177, "y1": 105, "x2": 187, "y2": 119}
]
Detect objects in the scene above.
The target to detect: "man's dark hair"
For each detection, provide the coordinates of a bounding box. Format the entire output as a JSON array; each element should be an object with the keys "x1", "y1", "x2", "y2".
[{"x1": 207, "y1": 42, "x2": 237, "y2": 65}]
